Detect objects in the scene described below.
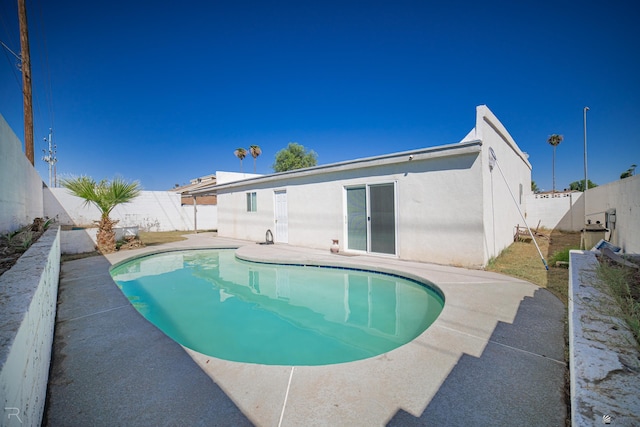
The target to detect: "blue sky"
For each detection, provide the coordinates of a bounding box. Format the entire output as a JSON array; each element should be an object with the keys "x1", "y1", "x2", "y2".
[{"x1": 1, "y1": 0, "x2": 638, "y2": 191}]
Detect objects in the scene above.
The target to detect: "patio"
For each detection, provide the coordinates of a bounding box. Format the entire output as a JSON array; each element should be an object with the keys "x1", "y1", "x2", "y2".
[{"x1": 44, "y1": 233, "x2": 566, "y2": 426}]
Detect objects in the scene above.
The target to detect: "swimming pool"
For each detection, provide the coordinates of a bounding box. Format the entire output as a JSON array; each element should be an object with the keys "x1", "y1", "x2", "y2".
[{"x1": 110, "y1": 249, "x2": 444, "y2": 366}]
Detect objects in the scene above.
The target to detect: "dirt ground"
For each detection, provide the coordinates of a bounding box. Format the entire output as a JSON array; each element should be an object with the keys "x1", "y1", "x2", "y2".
[
  {"x1": 0, "y1": 221, "x2": 153, "y2": 275},
  {"x1": 0, "y1": 219, "x2": 48, "y2": 277},
  {"x1": 485, "y1": 229, "x2": 582, "y2": 306}
]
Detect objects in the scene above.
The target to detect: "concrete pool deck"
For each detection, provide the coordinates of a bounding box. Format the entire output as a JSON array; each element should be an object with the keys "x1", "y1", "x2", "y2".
[{"x1": 44, "y1": 233, "x2": 567, "y2": 426}]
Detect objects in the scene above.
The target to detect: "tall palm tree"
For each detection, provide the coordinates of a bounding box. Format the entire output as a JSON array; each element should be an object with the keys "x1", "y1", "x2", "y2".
[
  {"x1": 547, "y1": 134, "x2": 563, "y2": 193},
  {"x1": 249, "y1": 145, "x2": 261, "y2": 173},
  {"x1": 60, "y1": 176, "x2": 141, "y2": 253},
  {"x1": 621, "y1": 164, "x2": 637, "y2": 179},
  {"x1": 234, "y1": 148, "x2": 247, "y2": 172}
]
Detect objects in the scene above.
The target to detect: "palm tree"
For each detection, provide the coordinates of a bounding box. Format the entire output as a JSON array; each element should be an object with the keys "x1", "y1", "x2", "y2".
[
  {"x1": 547, "y1": 134, "x2": 563, "y2": 193},
  {"x1": 60, "y1": 176, "x2": 141, "y2": 253},
  {"x1": 531, "y1": 180, "x2": 540, "y2": 193},
  {"x1": 621, "y1": 164, "x2": 637, "y2": 179},
  {"x1": 234, "y1": 148, "x2": 247, "y2": 172},
  {"x1": 249, "y1": 145, "x2": 261, "y2": 173}
]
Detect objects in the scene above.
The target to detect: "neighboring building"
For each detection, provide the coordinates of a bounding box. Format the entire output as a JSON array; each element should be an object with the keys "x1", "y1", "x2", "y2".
[
  {"x1": 172, "y1": 174, "x2": 218, "y2": 205},
  {"x1": 191, "y1": 106, "x2": 532, "y2": 268}
]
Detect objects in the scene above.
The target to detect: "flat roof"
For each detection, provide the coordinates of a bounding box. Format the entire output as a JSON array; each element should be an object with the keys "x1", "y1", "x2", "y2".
[{"x1": 189, "y1": 140, "x2": 482, "y2": 195}]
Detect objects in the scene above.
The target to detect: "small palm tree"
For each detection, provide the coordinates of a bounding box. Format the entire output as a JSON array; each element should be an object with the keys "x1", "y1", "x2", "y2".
[
  {"x1": 547, "y1": 134, "x2": 563, "y2": 193},
  {"x1": 249, "y1": 145, "x2": 261, "y2": 173},
  {"x1": 234, "y1": 148, "x2": 247, "y2": 172},
  {"x1": 60, "y1": 176, "x2": 141, "y2": 253}
]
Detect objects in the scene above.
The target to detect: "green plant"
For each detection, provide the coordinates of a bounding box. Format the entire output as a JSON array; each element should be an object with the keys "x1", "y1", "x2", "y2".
[
  {"x1": 548, "y1": 247, "x2": 580, "y2": 265},
  {"x1": 272, "y1": 142, "x2": 318, "y2": 172},
  {"x1": 596, "y1": 261, "x2": 640, "y2": 348},
  {"x1": 60, "y1": 176, "x2": 141, "y2": 253},
  {"x1": 569, "y1": 179, "x2": 598, "y2": 191},
  {"x1": 43, "y1": 217, "x2": 55, "y2": 230},
  {"x1": 4, "y1": 230, "x2": 20, "y2": 244},
  {"x1": 19, "y1": 231, "x2": 34, "y2": 250}
]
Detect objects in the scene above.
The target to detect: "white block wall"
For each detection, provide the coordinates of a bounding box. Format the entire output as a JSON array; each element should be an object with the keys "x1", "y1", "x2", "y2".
[
  {"x1": 525, "y1": 176, "x2": 640, "y2": 253},
  {"x1": 525, "y1": 192, "x2": 584, "y2": 231},
  {"x1": 45, "y1": 188, "x2": 217, "y2": 232},
  {"x1": 0, "y1": 114, "x2": 44, "y2": 233},
  {"x1": 0, "y1": 227, "x2": 60, "y2": 427},
  {"x1": 584, "y1": 175, "x2": 640, "y2": 253}
]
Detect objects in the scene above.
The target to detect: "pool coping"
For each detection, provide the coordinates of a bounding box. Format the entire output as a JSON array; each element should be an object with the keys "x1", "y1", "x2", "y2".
[
  {"x1": 109, "y1": 246, "x2": 446, "y2": 367},
  {"x1": 45, "y1": 233, "x2": 568, "y2": 426}
]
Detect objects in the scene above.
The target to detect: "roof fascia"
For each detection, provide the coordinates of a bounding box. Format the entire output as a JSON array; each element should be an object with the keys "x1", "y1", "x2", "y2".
[{"x1": 189, "y1": 140, "x2": 482, "y2": 195}]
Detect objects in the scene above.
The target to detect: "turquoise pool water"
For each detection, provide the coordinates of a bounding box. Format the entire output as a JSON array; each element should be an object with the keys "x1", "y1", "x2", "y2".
[{"x1": 110, "y1": 249, "x2": 444, "y2": 366}]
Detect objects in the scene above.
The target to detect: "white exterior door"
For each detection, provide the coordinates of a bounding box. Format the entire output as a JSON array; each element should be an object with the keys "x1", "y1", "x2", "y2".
[{"x1": 274, "y1": 190, "x2": 288, "y2": 243}]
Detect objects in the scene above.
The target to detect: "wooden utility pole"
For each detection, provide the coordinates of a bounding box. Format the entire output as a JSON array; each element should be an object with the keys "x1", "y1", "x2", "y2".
[{"x1": 18, "y1": 0, "x2": 34, "y2": 165}]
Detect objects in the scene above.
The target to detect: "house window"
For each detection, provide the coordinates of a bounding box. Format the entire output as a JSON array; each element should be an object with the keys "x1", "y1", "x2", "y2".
[{"x1": 246, "y1": 192, "x2": 257, "y2": 212}]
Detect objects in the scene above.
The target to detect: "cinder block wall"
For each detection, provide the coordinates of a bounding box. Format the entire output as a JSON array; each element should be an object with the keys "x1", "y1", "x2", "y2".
[
  {"x1": 0, "y1": 114, "x2": 44, "y2": 233},
  {"x1": 525, "y1": 192, "x2": 584, "y2": 232},
  {"x1": 0, "y1": 227, "x2": 61, "y2": 427},
  {"x1": 45, "y1": 188, "x2": 218, "y2": 232},
  {"x1": 526, "y1": 176, "x2": 639, "y2": 253},
  {"x1": 585, "y1": 175, "x2": 640, "y2": 253}
]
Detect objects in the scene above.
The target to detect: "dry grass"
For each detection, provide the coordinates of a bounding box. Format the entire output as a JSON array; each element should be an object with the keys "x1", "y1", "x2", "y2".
[
  {"x1": 486, "y1": 229, "x2": 581, "y2": 306},
  {"x1": 138, "y1": 230, "x2": 191, "y2": 246},
  {"x1": 596, "y1": 258, "x2": 640, "y2": 348},
  {"x1": 60, "y1": 231, "x2": 204, "y2": 262}
]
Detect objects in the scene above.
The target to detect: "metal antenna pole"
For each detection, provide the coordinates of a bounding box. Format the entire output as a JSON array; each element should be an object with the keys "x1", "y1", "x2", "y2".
[
  {"x1": 489, "y1": 148, "x2": 549, "y2": 270},
  {"x1": 42, "y1": 128, "x2": 56, "y2": 187}
]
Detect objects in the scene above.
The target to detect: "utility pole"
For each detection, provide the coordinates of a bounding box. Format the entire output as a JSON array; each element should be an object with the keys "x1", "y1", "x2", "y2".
[
  {"x1": 18, "y1": 0, "x2": 34, "y2": 165},
  {"x1": 42, "y1": 129, "x2": 56, "y2": 187}
]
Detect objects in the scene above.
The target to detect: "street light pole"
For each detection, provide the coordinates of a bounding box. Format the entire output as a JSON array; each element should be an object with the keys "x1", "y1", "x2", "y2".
[{"x1": 583, "y1": 106, "x2": 589, "y2": 228}]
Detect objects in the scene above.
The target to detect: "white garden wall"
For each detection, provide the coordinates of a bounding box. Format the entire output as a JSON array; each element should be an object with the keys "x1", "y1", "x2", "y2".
[
  {"x1": 0, "y1": 114, "x2": 44, "y2": 233},
  {"x1": 584, "y1": 175, "x2": 640, "y2": 253},
  {"x1": 0, "y1": 227, "x2": 60, "y2": 427},
  {"x1": 44, "y1": 188, "x2": 217, "y2": 232},
  {"x1": 524, "y1": 175, "x2": 639, "y2": 253},
  {"x1": 525, "y1": 192, "x2": 584, "y2": 232}
]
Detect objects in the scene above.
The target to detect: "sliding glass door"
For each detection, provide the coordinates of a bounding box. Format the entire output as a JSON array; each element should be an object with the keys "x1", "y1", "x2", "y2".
[
  {"x1": 346, "y1": 187, "x2": 367, "y2": 251},
  {"x1": 369, "y1": 183, "x2": 396, "y2": 254},
  {"x1": 345, "y1": 183, "x2": 396, "y2": 255}
]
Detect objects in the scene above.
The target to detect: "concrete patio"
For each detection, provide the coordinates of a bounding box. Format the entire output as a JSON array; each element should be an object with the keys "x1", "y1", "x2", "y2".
[{"x1": 44, "y1": 233, "x2": 567, "y2": 426}]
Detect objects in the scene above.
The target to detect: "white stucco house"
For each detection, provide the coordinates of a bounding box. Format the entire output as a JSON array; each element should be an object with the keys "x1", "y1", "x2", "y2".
[{"x1": 192, "y1": 105, "x2": 532, "y2": 268}]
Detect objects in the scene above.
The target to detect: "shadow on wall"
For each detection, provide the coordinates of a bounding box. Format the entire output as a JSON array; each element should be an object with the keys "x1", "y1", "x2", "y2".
[
  {"x1": 43, "y1": 188, "x2": 98, "y2": 254},
  {"x1": 555, "y1": 192, "x2": 584, "y2": 232},
  {"x1": 43, "y1": 187, "x2": 76, "y2": 226},
  {"x1": 387, "y1": 288, "x2": 567, "y2": 426}
]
